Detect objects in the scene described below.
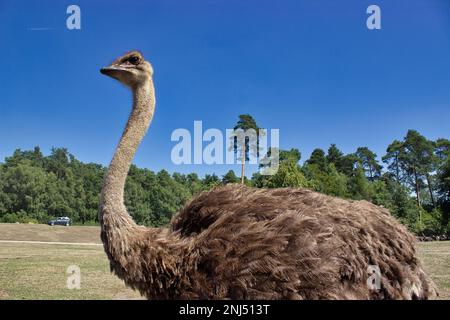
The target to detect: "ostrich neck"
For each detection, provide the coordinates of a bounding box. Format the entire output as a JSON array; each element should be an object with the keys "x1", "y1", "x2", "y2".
[
  {"x1": 100, "y1": 78, "x2": 155, "y2": 233},
  {"x1": 99, "y1": 77, "x2": 191, "y2": 298}
]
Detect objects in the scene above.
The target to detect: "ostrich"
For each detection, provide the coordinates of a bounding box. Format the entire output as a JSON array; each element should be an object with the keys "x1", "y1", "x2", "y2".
[{"x1": 99, "y1": 51, "x2": 436, "y2": 300}]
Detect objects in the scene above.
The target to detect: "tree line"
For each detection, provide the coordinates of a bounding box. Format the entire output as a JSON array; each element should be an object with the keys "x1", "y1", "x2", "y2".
[{"x1": 0, "y1": 127, "x2": 448, "y2": 235}]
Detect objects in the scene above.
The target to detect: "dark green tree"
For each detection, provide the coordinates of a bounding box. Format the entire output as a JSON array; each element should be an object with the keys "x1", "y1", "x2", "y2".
[
  {"x1": 326, "y1": 144, "x2": 343, "y2": 167},
  {"x1": 306, "y1": 148, "x2": 327, "y2": 171},
  {"x1": 203, "y1": 174, "x2": 221, "y2": 189},
  {"x1": 401, "y1": 130, "x2": 436, "y2": 208},
  {"x1": 222, "y1": 170, "x2": 239, "y2": 184},
  {"x1": 355, "y1": 147, "x2": 382, "y2": 180},
  {"x1": 232, "y1": 114, "x2": 260, "y2": 184},
  {"x1": 383, "y1": 140, "x2": 404, "y2": 183},
  {"x1": 347, "y1": 166, "x2": 371, "y2": 200}
]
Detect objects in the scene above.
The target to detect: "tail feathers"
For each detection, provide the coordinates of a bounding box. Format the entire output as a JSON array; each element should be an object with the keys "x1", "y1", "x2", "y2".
[
  {"x1": 397, "y1": 267, "x2": 438, "y2": 300},
  {"x1": 411, "y1": 269, "x2": 438, "y2": 300}
]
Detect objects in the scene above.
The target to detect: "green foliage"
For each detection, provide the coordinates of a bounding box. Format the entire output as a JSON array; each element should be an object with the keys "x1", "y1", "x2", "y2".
[
  {"x1": 437, "y1": 158, "x2": 450, "y2": 228},
  {"x1": 382, "y1": 140, "x2": 404, "y2": 182},
  {"x1": 413, "y1": 209, "x2": 443, "y2": 236},
  {"x1": 0, "y1": 148, "x2": 214, "y2": 227},
  {"x1": 0, "y1": 127, "x2": 448, "y2": 235},
  {"x1": 250, "y1": 172, "x2": 267, "y2": 188},
  {"x1": 265, "y1": 159, "x2": 309, "y2": 188},
  {"x1": 304, "y1": 163, "x2": 348, "y2": 198},
  {"x1": 279, "y1": 148, "x2": 301, "y2": 163},
  {"x1": 326, "y1": 144, "x2": 344, "y2": 167},
  {"x1": 355, "y1": 147, "x2": 382, "y2": 180},
  {"x1": 306, "y1": 148, "x2": 327, "y2": 171},
  {"x1": 347, "y1": 166, "x2": 371, "y2": 200},
  {"x1": 222, "y1": 170, "x2": 239, "y2": 184}
]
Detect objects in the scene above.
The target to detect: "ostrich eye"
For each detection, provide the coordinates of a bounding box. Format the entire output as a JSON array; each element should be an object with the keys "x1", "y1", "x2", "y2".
[{"x1": 128, "y1": 56, "x2": 140, "y2": 65}]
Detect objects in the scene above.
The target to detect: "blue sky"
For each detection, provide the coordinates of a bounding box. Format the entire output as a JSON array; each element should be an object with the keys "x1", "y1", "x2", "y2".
[{"x1": 1, "y1": 0, "x2": 449, "y2": 178}]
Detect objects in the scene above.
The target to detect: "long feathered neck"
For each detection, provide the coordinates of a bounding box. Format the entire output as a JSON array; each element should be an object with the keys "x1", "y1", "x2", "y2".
[
  {"x1": 99, "y1": 78, "x2": 155, "y2": 258},
  {"x1": 99, "y1": 78, "x2": 193, "y2": 298}
]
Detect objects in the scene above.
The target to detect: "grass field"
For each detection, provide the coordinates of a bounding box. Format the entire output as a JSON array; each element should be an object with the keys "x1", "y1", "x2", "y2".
[
  {"x1": 0, "y1": 223, "x2": 448, "y2": 300},
  {"x1": 0, "y1": 224, "x2": 142, "y2": 300}
]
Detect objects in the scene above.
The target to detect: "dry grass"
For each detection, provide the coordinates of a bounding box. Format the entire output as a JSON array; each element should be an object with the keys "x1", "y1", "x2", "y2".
[
  {"x1": 0, "y1": 223, "x2": 101, "y2": 243},
  {"x1": 0, "y1": 242, "x2": 142, "y2": 300},
  {"x1": 0, "y1": 223, "x2": 448, "y2": 299},
  {"x1": 0, "y1": 223, "x2": 141, "y2": 299},
  {"x1": 417, "y1": 241, "x2": 450, "y2": 300}
]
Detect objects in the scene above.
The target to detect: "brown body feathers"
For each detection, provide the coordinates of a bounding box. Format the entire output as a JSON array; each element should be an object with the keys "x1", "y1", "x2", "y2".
[{"x1": 105, "y1": 184, "x2": 437, "y2": 300}]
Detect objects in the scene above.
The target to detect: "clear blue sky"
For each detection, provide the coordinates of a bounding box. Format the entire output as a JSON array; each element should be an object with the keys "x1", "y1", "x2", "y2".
[{"x1": 1, "y1": 0, "x2": 449, "y2": 177}]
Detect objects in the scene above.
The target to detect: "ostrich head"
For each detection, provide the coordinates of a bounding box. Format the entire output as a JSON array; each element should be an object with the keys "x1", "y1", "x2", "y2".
[{"x1": 100, "y1": 51, "x2": 153, "y2": 87}]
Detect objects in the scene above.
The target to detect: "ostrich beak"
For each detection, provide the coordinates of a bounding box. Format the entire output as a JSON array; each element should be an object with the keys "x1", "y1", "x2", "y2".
[
  {"x1": 100, "y1": 66, "x2": 122, "y2": 77},
  {"x1": 100, "y1": 65, "x2": 133, "y2": 83}
]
